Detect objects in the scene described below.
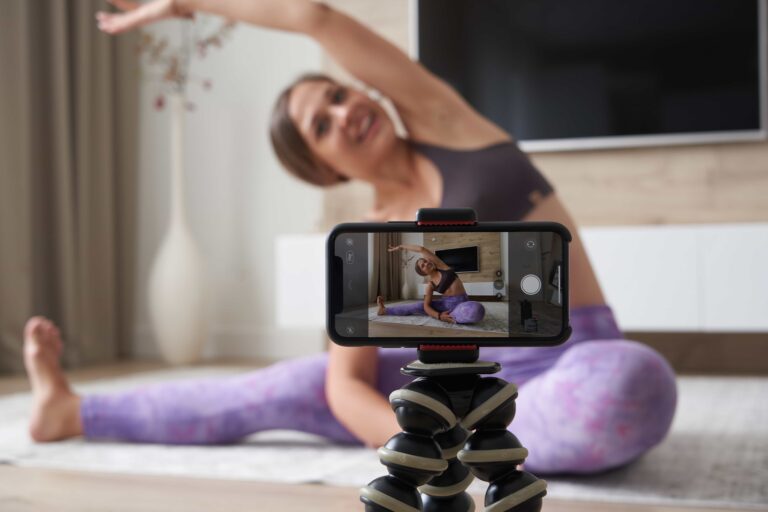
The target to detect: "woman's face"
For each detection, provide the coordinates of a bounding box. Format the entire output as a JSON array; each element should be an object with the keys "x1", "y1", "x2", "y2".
[
  {"x1": 417, "y1": 258, "x2": 435, "y2": 275},
  {"x1": 287, "y1": 80, "x2": 397, "y2": 181}
]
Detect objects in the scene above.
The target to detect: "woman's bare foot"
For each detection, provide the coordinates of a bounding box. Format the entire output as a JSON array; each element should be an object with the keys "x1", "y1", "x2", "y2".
[
  {"x1": 23, "y1": 317, "x2": 83, "y2": 442},
  {"x1": 376, "y1": 296, "x2": 387, "y2": 316}
]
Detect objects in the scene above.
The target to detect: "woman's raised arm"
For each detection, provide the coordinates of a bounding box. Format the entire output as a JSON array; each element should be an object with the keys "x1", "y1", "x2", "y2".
[
  {"x1": 97, "y1": 0, "x2": 461, "y2": 120},
  {"x1": 389, "y1": 244, "x2": 449, "y2": 270}
]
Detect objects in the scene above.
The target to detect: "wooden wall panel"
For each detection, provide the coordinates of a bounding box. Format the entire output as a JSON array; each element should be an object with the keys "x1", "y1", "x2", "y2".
[
  {"x1": 531, "y1": 142, "x2": 768, "y2": 226},
  {"x1": 423, "y1": 232, "x2": 501, "y2": 283},
  {"x1": 319, "y1": 1, "x2": 768, "y2": 228}
]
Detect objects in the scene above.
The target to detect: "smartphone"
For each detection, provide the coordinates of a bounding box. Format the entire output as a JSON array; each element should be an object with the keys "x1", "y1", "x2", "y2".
[{"x1": 327, "y1": 221, "x2": 572, "y2": 347}]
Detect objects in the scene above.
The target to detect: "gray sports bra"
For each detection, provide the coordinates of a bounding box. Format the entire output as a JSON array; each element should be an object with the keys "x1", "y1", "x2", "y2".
[
  {"x1": 411, "y1": 140, "x2": 554, "y2": 221},
  {"x1": 431, "y1": 268, "x2": 458, "y2": 294}
]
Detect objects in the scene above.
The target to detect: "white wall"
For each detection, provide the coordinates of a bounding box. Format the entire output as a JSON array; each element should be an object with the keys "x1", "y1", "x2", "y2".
[
  {"x1": 400, "y1": 233, "x2": 424, "y2": 299},
  {"x1": 133, "y1": 20, "x2": 325, "y2": 361}
]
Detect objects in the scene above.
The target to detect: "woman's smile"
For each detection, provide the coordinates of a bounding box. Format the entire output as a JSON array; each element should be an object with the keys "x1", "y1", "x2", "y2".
[{"x1": 356, "y1": 112, "x2": 380, "y2": 143}]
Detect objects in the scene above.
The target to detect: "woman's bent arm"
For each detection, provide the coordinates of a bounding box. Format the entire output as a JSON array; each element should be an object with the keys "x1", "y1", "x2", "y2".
[
  {"x1": 189, "y1": 0, "x2": 456, "y2": 114},
  {"x1": 326, "y1": 343, "x2": 399, "y2": 447},
  {"x1": 422, "y1": 285, "x2": 439, "y2": 319}
]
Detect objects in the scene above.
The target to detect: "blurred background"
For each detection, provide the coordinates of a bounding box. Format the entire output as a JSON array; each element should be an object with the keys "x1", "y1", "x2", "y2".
[{"x1": 1, "y1": 0, "x2": 766, "y2": 376}]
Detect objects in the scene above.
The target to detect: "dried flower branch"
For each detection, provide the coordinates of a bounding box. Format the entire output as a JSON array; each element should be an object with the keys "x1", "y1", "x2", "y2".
[
  {"x1": 136, "y1": 17, "x2": 236, "y2": 110},
  {"x1": 400, "y1": 253, "x2": 415, "y2": 270}
]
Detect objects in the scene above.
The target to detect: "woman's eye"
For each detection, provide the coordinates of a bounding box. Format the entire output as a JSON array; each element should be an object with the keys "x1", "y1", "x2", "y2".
[
  {"x1": 331, "y1": 87, "x2": 347, "y2": 104},
  {"x1": 316, "y1": 117, "x2": 330, "y2": 138}
]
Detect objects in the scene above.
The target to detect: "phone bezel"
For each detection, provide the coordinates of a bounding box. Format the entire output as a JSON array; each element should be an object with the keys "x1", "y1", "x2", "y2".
[{"x1": 327, "y1": 221, "x2": 572, "y2": 348}]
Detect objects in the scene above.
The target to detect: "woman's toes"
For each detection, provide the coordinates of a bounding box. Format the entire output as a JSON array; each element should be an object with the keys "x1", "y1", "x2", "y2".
[{"x1": 24, "y1": 316, "x2": 47, "y2": 340}]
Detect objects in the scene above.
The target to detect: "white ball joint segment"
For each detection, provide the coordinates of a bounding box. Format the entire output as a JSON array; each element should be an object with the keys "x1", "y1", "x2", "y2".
[{"x1": 360, "y1": 209, "x2": 547, "y2": 512}]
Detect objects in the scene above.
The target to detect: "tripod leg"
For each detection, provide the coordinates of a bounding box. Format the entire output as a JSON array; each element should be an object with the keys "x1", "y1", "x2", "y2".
[
  {"x1": 420, "y1": 424, "x2": 476, "y2": 512},
  {"x1": 458, "y1": 378, "x2": 547, "y2": 512},
  {"x1": 360, "y1": 378, "x2": 455, "y2": 511}
]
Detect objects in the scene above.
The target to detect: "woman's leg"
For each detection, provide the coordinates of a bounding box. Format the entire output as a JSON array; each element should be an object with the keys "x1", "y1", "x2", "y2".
[
  {"x1": 375, "y1": 348, "x2": 419, "y2": 392},
  {"x1": 81, "y1": 353, "x2": 360, "y2": 444},
  {"x1": 382, "y1": 297, "x2": 447, "y2": 316},
  {"x1": 382, "y1": 302, "x2": 426, "y2": 316},
  {"x1": 23, "y1": 316, "x2": 378, "y2": 445},
  {"x1": 486, "y1": 306, "x2": 677, "y2": 474},
  {"x1": 511, "y1": 339, "x2": 677, "y2": 474},
  {"x1": 449, "y1": 300, "x2": 485, "y2": 324}
]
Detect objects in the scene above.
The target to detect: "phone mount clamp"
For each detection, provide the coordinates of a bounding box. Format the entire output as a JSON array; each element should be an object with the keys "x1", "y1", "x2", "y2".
[{"x1": 360, "y1": 208, "x2": 547, "y2": 512}]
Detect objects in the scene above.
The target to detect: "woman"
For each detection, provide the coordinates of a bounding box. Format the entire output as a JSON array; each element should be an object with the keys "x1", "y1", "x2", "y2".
[
  {"x1": 23, "y1": 0, "x2": 677, "y2": 475},
  {"x1": 376, "y1": 244, "x2": 486, "y2": 326}
]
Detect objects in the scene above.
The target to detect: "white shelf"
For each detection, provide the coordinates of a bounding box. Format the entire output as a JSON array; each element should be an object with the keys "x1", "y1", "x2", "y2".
[{"x1": 581, "y1": 223, "x2": 768, "y2": 332}]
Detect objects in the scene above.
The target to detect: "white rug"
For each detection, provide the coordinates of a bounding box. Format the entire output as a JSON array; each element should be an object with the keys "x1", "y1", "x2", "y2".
[{"x1": 1, "y1": 368, "x2": 767, "y2": 509}]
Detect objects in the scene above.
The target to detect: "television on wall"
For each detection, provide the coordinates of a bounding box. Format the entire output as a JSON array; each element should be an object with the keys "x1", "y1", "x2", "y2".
[
  {"x1": 436, "y1": 246, "x2": 479, "y2": 273},
  {"x1": 413, "y1": 0, "x2": 767, "y2": 151}
]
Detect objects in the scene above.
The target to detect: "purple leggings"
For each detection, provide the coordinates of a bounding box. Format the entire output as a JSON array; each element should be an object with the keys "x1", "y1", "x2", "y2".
[
  {"x1": 81, "y1": 305, "x2": 677, "y2": 474},
  {"x1": 385, "y1": 293, "x2": 486, "y2": 324}
]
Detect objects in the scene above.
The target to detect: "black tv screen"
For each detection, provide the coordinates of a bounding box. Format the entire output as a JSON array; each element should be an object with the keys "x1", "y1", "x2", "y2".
[
  {"x1": 417, "y1": 0, "x2": 766, "y2": 150},
  {"x1": 436, "y1": 246, "x2": 479, "y2": 272}
]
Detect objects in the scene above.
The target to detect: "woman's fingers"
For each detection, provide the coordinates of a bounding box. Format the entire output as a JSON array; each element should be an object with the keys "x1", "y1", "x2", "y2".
[
  {"x1": 108, "y1": 0, "x2": 140, "y2": 12},
  {"x1": 97, "y1": 9, "x2": 150, "y2": 34},
  {"x1": 96, "y1": 0, "x2": 183, "y2": 34}
]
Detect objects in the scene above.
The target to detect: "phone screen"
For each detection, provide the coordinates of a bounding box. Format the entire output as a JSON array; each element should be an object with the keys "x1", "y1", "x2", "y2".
[{"x1": 328, "y1": 226, "x2": 569, "y2": 346}]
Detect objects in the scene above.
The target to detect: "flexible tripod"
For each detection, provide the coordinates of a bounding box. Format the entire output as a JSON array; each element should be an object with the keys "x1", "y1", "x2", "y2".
[
  {"x1": 360, "y1": 345, "x2": 546, "y2": 512},
  {"x1": 360, "y1": 209, "x2": 547, "y2": 511}
]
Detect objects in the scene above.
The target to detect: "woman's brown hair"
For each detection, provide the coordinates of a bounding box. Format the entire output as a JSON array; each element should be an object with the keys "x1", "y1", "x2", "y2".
[{"x1": 269, "y1": 73, "x2": 349, "y2": 187}]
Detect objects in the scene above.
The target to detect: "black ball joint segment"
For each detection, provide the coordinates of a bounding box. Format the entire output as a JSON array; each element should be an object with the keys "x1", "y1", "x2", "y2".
[{"x1": 360, "y1": 357, "x2": 547, "y2": 512}]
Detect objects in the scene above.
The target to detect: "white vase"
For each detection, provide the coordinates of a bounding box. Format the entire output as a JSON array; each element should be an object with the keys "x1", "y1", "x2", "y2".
[
  {"x1": 401, "y1": 279, "x2": 409, "y2": 300},
  {"x1": 147, "y1": 93, "x2": 208, "y2": 365}
]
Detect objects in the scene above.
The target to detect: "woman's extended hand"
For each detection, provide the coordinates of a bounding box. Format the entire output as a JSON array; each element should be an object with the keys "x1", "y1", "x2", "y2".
[
  {"x1": 438, "y1": 311, "x2": 455, "y2": 323},
  {"x1": 96, "y1": 0, "x2": 194, "y2": 35},
  {"x1": 387, "y1": 244, "x2": 402, "y2": 252}
]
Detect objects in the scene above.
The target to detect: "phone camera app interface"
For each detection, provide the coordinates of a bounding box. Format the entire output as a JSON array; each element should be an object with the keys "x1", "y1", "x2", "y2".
[{"x1": 334, "y1": 231, "x2": 564, "y2": 338}]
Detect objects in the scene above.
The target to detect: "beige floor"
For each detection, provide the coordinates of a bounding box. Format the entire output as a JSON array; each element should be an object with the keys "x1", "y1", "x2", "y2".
[
  {"x1": 0, "y1": 360, "x2": 753, "y2": 512},
  {"x1": 0, "y1": 465, "x2": 747, "y2": 512}
]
